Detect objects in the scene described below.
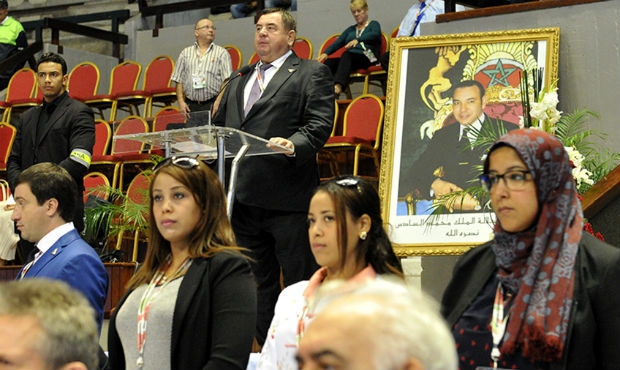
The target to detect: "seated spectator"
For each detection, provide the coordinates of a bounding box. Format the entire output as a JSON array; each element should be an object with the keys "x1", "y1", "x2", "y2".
[
  {"x1": 442, "y1": 129, "x2": 620, "y2": 369},
  {"x1": 230, "y1": 0, "x2": 297, "y2": 19},
  {"x1": 296, "y1": 278, "x2": 458, "y2": 370},
  {"x1": 12, "y1": 162, "x2": 108, "y2": 334},
  {"x1": 256, "y1": 175, "x2": 403, "y2": 370},
  {"x1": 316, "y1": 0, "x2": 382, "y2": 97},
  {"x1": 0, "y1": 279, "x2": 100, "y2": 370},
  {"x1": 380, "y1": 0, "x2": 445, "y2": 71},
  {"x1": 107, "y1": 156, "x2": 257, "y2": 370}
]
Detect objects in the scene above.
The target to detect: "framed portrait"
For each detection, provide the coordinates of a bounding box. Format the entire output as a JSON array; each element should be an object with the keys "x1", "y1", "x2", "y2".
[{"x1": 379, "y1": 27, "x2": 559, "y2": 256}]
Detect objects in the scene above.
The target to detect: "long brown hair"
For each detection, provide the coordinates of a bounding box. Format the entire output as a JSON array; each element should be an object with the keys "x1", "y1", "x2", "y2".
[{"x1": 127, "y1": 159, "x2": 242, "y2": 289}]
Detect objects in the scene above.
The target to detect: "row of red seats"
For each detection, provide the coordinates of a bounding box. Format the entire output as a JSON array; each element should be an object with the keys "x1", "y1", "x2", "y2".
[{"x1": 0, "y1": 55, "x2": 178, "y2": 124}]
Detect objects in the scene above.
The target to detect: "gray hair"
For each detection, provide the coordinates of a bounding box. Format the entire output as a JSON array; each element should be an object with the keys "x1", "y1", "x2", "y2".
[
  {"x1": 309, "y1": 277, "x2": 458, "y2": 370},
  {"x1": 0, "y1": 280, "x2": 100, "y2": 370}
]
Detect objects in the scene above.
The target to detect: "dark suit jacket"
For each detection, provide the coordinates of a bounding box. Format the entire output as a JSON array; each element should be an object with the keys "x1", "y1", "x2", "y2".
[
  {"x1": 17, "y1": 228, "x2": 109, "y2": 331},
  {"x1": 441, "y1": 233, "x2": 620, "y2": 370},
  {"x1": 402, "y1": 117, "x2": 517, "y2": 197},
  {"x1": 212, "y1": 52, "x2": 334, "y2": 212},
  {"x1": 7, "y1": 92, "x2": 95, "y2": 194},
  {"x1": 107, "y1": 252, "x2": 257, "y2": 370}
]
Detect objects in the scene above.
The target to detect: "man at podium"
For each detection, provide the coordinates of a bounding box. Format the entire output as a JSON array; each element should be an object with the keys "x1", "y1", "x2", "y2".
[{"x1": 212, "y1": 8, "x2": 334, "y2": 346}]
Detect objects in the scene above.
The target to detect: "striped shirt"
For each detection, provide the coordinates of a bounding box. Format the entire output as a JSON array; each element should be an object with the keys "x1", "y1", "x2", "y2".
[{"x1": 170, "y1": 42, "x2": 232, "y2": 102}]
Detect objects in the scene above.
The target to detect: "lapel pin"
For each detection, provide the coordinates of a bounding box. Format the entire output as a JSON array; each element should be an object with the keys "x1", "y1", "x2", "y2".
[
  {"x1": 52, "y1": 248, "x2": 59, "y2": 255},
  {"x1": 288, "y1": 68, "x2": 296, "y2": 73}
]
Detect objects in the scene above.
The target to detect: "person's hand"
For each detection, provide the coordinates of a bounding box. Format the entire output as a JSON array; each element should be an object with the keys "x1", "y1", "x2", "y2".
[
  {"x1": 267, "y1": 137, "x2": 295, "y2": 155},
  {"x1": 431, "y1": 178, "x2": 480, "y2": 212},
  {"x1": 316, "y1": 53, "x2": 328, "y2": 63},
  {"x1": 345, "y1": 40, "x2": 358, "y2": 49},
  {"x1": 431, "y1": 178, "x2": 462, "y2": 197},
  {"x1": 179, "y1": 101, "x2": 191, "y2": 119}
]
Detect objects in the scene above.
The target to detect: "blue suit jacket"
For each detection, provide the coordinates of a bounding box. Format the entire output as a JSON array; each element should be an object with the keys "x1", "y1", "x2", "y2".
[{"x1": 17, "y1": 229, "x2": 109, "y2": 331}]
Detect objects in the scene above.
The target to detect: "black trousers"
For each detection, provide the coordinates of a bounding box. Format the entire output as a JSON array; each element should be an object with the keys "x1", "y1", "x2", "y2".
[
  {"x1": 324, "y1": 51, "x2": 373, "y2": 89},
  {"x1": 231, "y1": 201, "x2": 319, "y2": 345},
  {"x1": 185, "y1": 97, "x2": 216, "y2": 127}
]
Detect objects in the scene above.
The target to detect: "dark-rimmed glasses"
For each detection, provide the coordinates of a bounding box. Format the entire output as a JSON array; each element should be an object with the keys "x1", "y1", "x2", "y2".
[
  {"x1": 479, "y1": 170, "x2": 531, "y2": 192},
  {"x1": 153, "y1": 156, "x2": 200, "y2": 172}
]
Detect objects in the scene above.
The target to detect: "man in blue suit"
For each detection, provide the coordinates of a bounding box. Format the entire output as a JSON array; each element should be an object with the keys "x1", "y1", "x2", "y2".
[
  {"x1": 11, "y1": 162, "x2": 108, "y2": 333},
  {"x1": 213, "y1": 8, "x2": 334, "y2": 345}
]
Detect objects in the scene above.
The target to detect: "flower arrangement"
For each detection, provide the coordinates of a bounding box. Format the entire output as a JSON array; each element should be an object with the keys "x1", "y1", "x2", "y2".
[
  {"x1": 519, "y1": 68, "x2": 619, "y2": 194},
  {"x1": 519, "y1": 68, "x2": 620, "y2": 240},
  {"x1": 429, "y1": 72, "x2": 619, "y2": 243}
]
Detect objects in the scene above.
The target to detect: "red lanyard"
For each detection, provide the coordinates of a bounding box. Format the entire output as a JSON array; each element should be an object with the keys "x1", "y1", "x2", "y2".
[
  {"x1": 136, "y1": 255, "x2": 191, "y2": 369},
  {"x1": 490, "y1": 282, "x2": 511, "y2": 369}
]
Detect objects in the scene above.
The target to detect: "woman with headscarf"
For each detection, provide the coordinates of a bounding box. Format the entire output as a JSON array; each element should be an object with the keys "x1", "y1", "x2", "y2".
[{"x1": 441, "y1": 129, "x2": 620, "y2": 370}]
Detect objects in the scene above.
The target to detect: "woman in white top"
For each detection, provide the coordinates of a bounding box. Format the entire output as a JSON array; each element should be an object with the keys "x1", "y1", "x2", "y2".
[{"x1": 256, "y1": 175, "x2": 403, "y2": 370}]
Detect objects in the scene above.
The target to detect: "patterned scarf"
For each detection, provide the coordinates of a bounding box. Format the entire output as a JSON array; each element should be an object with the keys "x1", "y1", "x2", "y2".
[{"x1": 485, "y1": 129, "x2": 582, "y2": 362}]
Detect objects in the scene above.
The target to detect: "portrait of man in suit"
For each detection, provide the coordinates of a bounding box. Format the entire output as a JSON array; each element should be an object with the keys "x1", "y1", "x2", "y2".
[
  {"x1": 212, "y1": 8, "x2": 334, "y2": 344},
  {"x1": 402, "y1": 79, "x2": 517, "y2": 213}
]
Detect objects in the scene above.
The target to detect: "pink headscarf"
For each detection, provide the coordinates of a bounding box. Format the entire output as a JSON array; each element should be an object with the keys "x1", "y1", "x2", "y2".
[{"x1": 484, "y1": 129, "x2": 582, "y2": 362}]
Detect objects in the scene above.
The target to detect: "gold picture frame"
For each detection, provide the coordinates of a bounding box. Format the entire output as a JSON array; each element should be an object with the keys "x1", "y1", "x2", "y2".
[{"x1": 379, "y1": 27, "x2": 560, "y2": 256}]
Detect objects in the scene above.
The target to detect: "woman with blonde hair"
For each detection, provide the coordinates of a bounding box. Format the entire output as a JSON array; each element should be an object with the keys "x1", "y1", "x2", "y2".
[{"x1": 316, "y1": 0, "x2": 382, "y2": 96}]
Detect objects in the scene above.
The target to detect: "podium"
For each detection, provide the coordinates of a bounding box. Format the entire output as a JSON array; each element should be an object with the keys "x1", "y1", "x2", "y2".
[{"x1": 112, "y1": 112, "x2": 290, "y2": 216}]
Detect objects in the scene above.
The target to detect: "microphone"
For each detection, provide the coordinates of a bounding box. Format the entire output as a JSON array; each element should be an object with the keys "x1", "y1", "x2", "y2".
[
  {"x1": 212, "y1": 64, "x2": 254, "y2": 117},
  {"x1": 222, "y1": 64, "x2": 253, "y2": 91}
]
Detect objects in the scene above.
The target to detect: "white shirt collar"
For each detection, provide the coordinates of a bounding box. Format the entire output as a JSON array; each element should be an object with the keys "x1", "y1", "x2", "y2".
[
  {"x1": 36, "y1": 222, "x2": 75, "y2": 255},
  {"x1": 460, "y1": 113, "x2": 485, "y2": 142}
]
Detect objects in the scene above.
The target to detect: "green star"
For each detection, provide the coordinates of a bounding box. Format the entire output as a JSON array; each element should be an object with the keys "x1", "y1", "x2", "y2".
[{"x1": 483, "y1": 59, "x2": 517, "y2": 87}]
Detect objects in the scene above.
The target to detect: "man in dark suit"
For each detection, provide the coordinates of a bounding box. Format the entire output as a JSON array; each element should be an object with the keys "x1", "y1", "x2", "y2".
[
  {"x1": 403, "y1": 80, "x2": 517, "y2": 213},
  {"x1": 212, "y1": 8, "x2": 334, "y2": 345},
  {"x1": 7, "y1": 52, "x2": 94, "y2": 261},
  {"x1": 11, "y1": 162, "x2": 108, "y2": 333}
]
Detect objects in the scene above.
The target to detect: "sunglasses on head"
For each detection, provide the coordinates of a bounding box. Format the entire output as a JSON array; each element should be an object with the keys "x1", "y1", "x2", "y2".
[
  {"x1": 152, "y1": 156, "x2": 200, "y2": 172},
  {"x1": 334, "y1": 177, "x2": 362, "y2": 193}
]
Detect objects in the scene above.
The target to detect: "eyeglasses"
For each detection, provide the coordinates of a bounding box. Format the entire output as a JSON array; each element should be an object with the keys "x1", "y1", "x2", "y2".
[
  {"x1": 479, "y1": 170, "x2": 531, "y2": 192},
  {"x1": 196, "y1": 25, "x2": 216, "y2": 31},
  {"x1": 153, "y1": 156, "x2": 200, "y2": 172}
]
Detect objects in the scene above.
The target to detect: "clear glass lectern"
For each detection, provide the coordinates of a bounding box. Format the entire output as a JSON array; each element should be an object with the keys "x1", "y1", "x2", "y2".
[{"x1": 112, "y1": 111, "x2": 290, "y2": 216}]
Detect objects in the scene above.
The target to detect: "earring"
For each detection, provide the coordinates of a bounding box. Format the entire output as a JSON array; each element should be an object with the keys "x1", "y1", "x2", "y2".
[{"x1": 359, "y1": 231, "x2": 367, "y2": 240}]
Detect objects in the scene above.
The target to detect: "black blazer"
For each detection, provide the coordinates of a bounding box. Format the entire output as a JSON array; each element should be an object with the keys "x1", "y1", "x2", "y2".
[
  {"x1": 212, "y1": 52, "x2": 334, "y2": 211},
  {"x1": 441, "y1": 233, "x2": 620, "y2": 370},
  {"x1": 7, "y1": 92, "x2": 95, "y2": 193},
  {"x1": 401, "y1": 117, "x2": 517, "y2": 197},
  {"x1": 107, "y1": 252, "x2": 257, "y2": 370}
]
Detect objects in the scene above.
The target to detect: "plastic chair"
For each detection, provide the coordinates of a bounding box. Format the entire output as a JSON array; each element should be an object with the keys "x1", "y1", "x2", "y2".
[
  {"x1": 391, "y1": 26, "x2": 400, "y2": 39},
  {"x1": 317, "y1": 101, "x2": 341, "y2": 180},
  {"x1": 115, "y1": 171, "x2": 151, "y2": 262},
  {"x1": 67, "y1": 61, "x2": 101, "y2": 102},
  {"x1": 83, "y1": 171, "x2": 111, "y2": 203},
  {"x1": 122, "y1": 55, "x2": 177, "y2": 119},
  {"x1": 224, "y1": 44, "x2": 243, "y2": 71},
  {"x1": 152, "y1": 106, "x2": 184, "y2": 132},
  {"x1": 320, "y1": 94, "x2": 384, "y2": 178},
  {"x1": 90, "y1": 115, "x2": 152, "y2": 191},
  {"x1": 0, "y1": 68, "x2": 38, "y2": 123},
  {"x1": 84, "y1": 60, "x2": 142, "y2": 122},
  {"x1": 247, "y1": 52, "x2": 260, "y2": 65},
  {"x1": 347, "y1": 32, "x2": 389, "y2": 98},
  {"x1": 0, "y1": 122, "x2": 16, "y2": 175},
  {"x1": 318, "y1": 33, "x2": 346, "y2": 60},
  {"x1": 293, "y1": 36, "x2": 313, "y2": 59}
]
